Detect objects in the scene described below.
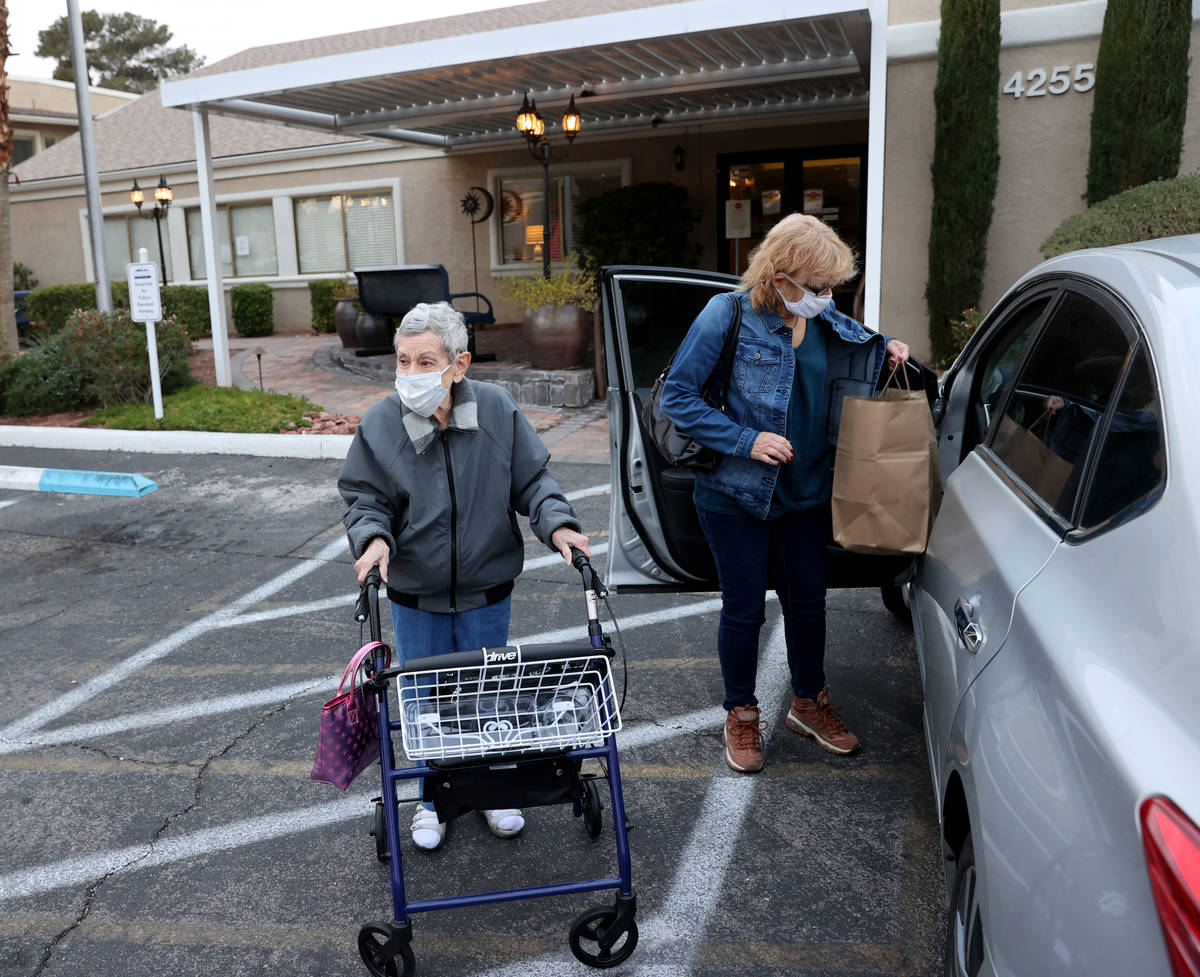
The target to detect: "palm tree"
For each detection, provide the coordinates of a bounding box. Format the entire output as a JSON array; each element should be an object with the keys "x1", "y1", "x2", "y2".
[{"x1": 0, "y1": 1, "x2": 16, "y2": 356}]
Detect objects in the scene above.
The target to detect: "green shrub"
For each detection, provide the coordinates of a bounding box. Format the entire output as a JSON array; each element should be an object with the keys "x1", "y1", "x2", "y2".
[
  {"x1": 24, "y1": 283, "x2": 99, "y2": 334},
  {"x1": 308, "y1": 279, "x2": 339, "y2": 333},
  {"x1": 500, "y1": 265, "x2": 597, "y2": 311},
  {"x1": 13, "y1": 262, "x2": 38, "y2": 291},
  {"x1": 925, "y1": 0, "x2": 1001, "y2": 366},
  {"x1": 931, "y1": 307, "x2": 984, "y2": 370},
  {"x1": 58, "y1": 307, "x2": 192, "y2": 407},
  {"x1": 1041, "y1": 171, "x2": 1200, "y2": 258},
  {"x1": 575, "y1": 182, "x2": 700, "y2": 275},
  {"x1": 162, "y1": 285, "x2": 211, "y2": 339},
  {"x1": 231, "y1": 283, "x2": 274, "y2": 337},
  {"x1": 1086, "y1": 0, "x2": 1190, "y2": 205},
  {"x1": 0, "y1": 331, "x2": 92, "y2": 415}
]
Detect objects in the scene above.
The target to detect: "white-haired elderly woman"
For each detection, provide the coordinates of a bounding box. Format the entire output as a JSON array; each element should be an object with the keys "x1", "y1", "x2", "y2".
[{"x1": 339, "y1": 301, "x2": 591, "y2": 851}]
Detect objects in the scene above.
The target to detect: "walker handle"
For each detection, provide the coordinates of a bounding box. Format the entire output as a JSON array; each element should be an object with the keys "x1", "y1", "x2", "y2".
[{"x1": 355, "y1": 567, "x2": 384, "y2": 643}]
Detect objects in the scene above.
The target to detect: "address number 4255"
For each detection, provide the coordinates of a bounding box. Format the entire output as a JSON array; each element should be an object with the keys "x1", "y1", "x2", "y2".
[{"x1": 1003, "y1": 64, "x2": 1095, "y2": 98}]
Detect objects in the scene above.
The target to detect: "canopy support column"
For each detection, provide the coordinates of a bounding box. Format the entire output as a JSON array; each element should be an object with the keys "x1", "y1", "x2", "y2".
[
  {"x1": 192, "y1": 109, "x2": 231, "y2": 387},
  {"x1": 864, "y1": 0, "x2": 888, "y2": 334}
]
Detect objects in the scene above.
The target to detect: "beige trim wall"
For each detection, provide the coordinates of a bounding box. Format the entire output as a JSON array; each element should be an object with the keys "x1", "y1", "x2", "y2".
[{"x1": 882, "y1": 20, "x2": 1200, "y2": 360}]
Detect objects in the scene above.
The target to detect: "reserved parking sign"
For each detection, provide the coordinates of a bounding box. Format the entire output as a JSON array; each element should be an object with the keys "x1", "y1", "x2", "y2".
[{"x1": 126, "y1": 261, "x2": 162, "y2": 323}]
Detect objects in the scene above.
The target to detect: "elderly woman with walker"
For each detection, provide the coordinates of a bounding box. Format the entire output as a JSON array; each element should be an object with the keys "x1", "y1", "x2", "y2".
[{"x1": 338, "y1": 301, "x2": 591, "y2": 848}]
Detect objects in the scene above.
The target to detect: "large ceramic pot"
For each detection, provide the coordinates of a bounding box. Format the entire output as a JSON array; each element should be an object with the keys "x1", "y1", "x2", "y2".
[
  {"x1": 333, "y1": 299, "x2": 361, "y2": 348},
  {"x1": 521, "y1": 304, "x2": 593, "y2": 370},
  {"x1": 355, "y1": 312, "x2": 393, "y2": 349}
]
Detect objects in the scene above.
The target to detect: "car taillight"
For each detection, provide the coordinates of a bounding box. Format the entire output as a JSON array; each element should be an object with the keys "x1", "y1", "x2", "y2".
[{"x1": 1141, "y1": 796, "x2": 1200, "y2": 977}]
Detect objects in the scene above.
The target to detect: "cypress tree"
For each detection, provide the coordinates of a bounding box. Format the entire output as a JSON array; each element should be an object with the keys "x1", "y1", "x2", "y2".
[
  {"x1": 1086, "y1": 0, "x2": 1191, "y2": 206},
  {"x1": 925, "y1": 0, "x2": 1000, "y2": 366}
]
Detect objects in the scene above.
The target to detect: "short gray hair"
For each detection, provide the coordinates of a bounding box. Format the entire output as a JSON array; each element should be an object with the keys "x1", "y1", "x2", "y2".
[{"x1": 394, "y1": 302, "x2": 469, "y2": 360}]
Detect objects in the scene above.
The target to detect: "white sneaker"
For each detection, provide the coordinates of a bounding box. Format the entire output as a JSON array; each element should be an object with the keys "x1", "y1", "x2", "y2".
[
  {"x1": 482, "y1": 808, "x2": 525, "y2": 838},
  {"x1": 410, "y1": 805, "x2": 446, "y2": 850}
]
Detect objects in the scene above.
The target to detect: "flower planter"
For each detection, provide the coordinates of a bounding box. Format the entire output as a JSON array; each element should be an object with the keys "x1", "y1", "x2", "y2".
[
  {"x1": 355, "y1": 312, "x2": 393, "y2": 350},
  {"x1": 521, "y1": 304, "x2": 593, "y2": 370},
  {"x1": 334, "y1": 299, "x2": 361, "y2": 348}
]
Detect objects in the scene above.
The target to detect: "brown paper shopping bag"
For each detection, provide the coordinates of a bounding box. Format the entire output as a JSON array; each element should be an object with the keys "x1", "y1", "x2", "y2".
[
  {"x1": 831, "y1": 372, "x2": 942, "y2": 556},
  {"x1": 992, "y1": 413, "x2": 1073, "y2": 504}
]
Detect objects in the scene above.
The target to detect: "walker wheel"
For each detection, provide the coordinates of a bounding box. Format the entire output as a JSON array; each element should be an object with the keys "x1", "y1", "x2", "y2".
[
  {"x1": 568, "y1": 906, "x2": 638, "y2": 968},
  {"x1": 581, "y1": 779, "x2": 603, "y2": 840},
  {"x1": 358, "y1": 922, "x2": 415, "y2": 977},
  {"x1": 372, "y1": 800, "x2": 390, "y2": 863}
]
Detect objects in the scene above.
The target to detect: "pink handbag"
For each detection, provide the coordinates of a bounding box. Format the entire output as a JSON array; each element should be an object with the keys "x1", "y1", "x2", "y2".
[{"x1": 310, "y1": 641, "x2": 390, "y2": 791}]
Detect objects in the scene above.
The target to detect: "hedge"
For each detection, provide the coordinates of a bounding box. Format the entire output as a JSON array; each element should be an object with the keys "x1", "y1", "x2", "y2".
[
  {"x1": 0, "y1": 307, "x2": 191, "y2": 415},
  {"x1": 308, "y1": 279, "x2": 339, "y2": 333},
  {"x1": 231, "y1": 282, "x2": 274, "y2": 337},
  {"x1": 1041, "y1": 172, "x2": 1200, "y2": 258},
  {"x1": 1086, "y1": 0, "x2": 1190, "y2": 206},
  {"x1": 23, "y1": 282, "x2": 211, "y2": 339},
  {"x1": 924, "y1": 0, "x2": 1001, "y2": 367},
  {"x1": 575, "y1": 182, "x2": 700, "y2": 275}
]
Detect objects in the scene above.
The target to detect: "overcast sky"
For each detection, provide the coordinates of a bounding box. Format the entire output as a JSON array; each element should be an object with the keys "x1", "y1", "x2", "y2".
[{"x1": 7, "y1": 0, "x2": 526, "y2": 80}]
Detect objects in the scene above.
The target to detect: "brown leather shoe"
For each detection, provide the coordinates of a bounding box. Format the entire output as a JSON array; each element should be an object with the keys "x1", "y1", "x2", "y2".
[
  {"x1": 724, "y1": 705, "x2": 767, "y2": 773},
  {"x1": 786, "y1": 687, "x2": 860, "y2": 755}
]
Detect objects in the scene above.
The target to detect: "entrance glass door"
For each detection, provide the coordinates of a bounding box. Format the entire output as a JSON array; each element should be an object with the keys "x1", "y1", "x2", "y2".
[{"x1": 719, "y1": 147, "x2": 865, "y2": 313}]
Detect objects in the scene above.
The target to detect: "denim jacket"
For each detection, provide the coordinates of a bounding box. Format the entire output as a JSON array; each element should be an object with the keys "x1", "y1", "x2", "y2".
[{"x1": 659, "y1": 290, "x2": 890, "y2": 520}]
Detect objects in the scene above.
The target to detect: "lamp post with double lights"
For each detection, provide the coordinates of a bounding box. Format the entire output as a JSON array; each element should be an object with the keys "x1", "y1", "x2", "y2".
[
  {"x1": 130, "y1": 175, "x2": 172, "y2": 284},
  {"x1": 516, "y1": 92, "x2": 582, "y2": 278}
]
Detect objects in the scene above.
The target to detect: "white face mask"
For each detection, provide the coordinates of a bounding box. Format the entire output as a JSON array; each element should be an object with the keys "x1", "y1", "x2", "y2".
[
  {"x1": 776, "y1": 282, "x2": 832, "y2": 320},
  {"x1": 394, "y1": 364, "x2": 451, "y2": 417}
]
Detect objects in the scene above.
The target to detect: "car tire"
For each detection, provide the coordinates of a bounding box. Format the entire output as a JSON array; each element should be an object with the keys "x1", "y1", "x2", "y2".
[
  {"x1": 945, "y1": 832, "x2": 990, "y2": 977},
  {"x1": 880, "y1": 584, "x2": 912, "y2": 623}
]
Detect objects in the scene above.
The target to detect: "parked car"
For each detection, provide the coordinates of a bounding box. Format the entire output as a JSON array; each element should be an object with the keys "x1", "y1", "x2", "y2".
[
  {"x1": 909, "y1": 236, "x2": 1200, "y2": 977},
  {"x1": 599, "y1": 245, "x2": 1200, "y2": 977}
]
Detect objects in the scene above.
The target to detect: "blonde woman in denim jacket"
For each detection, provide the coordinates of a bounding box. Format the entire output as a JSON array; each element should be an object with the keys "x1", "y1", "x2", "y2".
[{"x1": 660, "y1": 214, "x2": 909, "y2": 773}]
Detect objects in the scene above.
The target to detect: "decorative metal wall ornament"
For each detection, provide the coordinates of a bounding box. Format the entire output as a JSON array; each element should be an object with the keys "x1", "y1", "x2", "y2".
[{"x1": 460, "y1": 186, "x2": 495, "y2": 315}]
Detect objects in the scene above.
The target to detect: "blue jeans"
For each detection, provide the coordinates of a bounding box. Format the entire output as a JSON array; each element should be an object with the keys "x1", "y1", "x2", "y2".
[
  {"x1": 695, "y1": 505, "x2": 828, "y2": 711},
  {"x1": 390, "y1": 597, "x2": 512, "y2": 811}
]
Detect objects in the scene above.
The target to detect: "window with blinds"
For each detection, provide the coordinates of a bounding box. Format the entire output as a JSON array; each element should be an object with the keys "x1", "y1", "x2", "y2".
[
  {"x1": 104, "y1": 215, "x2": 173, "y2": 281},
  {"x1": 295, "y1": 192, "x2": 396, "y2": 273},
  {"x1": 496, "y1": 167, "x2": 623, "y2": 266}
]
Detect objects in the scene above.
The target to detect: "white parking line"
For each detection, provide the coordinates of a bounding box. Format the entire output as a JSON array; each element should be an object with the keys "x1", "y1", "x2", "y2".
[
  {"x1": 564, "y1": 483, "x2": 610, "y2": 501},
  {"x1": 0, "y1": 536, "x2": 348, "y2": 742},
  {"x1": 0, "y1": 499, "x2": 19, "y2": 510},
  {"x1": 0, "y1": 596, "x2": 730, "y2": 756},
  {"x1": 0, "y1": 689, "x2": 752, "y2": 903}
]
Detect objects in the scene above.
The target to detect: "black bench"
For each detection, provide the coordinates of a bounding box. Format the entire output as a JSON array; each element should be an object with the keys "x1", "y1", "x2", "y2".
[{"x1": 354, "y1": 264, "x2": 495, "y2": 359}]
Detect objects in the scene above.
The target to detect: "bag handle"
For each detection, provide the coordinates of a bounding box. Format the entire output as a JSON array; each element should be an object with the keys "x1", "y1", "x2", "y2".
[
  {"x1": 337, "y1": 640, "x2": 390, "y2": 698},
  {"x1": 880, "y1": 360, "x2": 912, "y2": 394}
]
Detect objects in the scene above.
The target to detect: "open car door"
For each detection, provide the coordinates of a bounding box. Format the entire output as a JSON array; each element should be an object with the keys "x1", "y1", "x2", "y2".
[{"x1": 601, "y1": 265, "x2": 937, "y2": 595}]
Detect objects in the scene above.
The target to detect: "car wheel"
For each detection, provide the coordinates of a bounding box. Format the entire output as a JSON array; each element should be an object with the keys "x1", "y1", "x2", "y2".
[
  {"x1": 945, "y1": 833, "x2": 993, "y2": 977},
  {"x1": 880, "y1": 584, "x2": 911, "y2": 623}
]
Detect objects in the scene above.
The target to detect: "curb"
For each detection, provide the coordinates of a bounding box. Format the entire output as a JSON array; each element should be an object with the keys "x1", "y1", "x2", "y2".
[
  {"x1": 0, "y1": 426, "x2": 353, "y2": 459},
  {"x1": 0, "y1": 464, "x2": 158, "y2": 497}
]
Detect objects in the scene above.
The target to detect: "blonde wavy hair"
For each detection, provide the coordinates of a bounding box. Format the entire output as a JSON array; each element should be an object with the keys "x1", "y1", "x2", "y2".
[{"x1": 738, "y1": 213, "x2": 857, "y2": 315}]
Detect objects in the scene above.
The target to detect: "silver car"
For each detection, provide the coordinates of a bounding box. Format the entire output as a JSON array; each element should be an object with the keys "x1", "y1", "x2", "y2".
[{"x1": 599, "y1": 243, "x2": 1200, "y2": 977}]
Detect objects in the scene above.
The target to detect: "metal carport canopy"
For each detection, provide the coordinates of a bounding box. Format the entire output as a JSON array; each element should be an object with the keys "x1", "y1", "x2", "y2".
[{"x1": 159, "y1": 0, "x2": 889, "y2": 386}]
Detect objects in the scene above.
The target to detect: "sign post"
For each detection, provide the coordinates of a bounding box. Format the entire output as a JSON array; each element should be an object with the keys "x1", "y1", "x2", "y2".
[{"x1": 127, "y1": 248, "x2": 164, "y2": 419}]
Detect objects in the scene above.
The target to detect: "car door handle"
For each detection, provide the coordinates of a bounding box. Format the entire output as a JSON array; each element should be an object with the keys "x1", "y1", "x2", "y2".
[{"x1": 954, "y1": 598, "x2": 983, "y2": 653}]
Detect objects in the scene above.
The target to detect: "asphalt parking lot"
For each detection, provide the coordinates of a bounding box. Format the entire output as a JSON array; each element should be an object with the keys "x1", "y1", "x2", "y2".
[{"x1": 0, "y1": 446, "x2": 945, "y2": 977}]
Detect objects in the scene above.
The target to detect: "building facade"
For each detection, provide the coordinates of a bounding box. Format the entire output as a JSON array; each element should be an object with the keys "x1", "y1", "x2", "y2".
[{"x1": 10, "y1": 0, "x2": 1200, "y2": 360}]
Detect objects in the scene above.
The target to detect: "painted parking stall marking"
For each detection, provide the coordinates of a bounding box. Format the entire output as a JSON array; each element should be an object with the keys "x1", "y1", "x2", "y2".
[{"x1": 0, "y1": 464, "x2": 157, "y2": 497}]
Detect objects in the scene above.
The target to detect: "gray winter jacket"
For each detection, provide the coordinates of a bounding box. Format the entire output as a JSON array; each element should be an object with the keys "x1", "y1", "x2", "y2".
[{"x1": 338, "y1": 378, "x2": 580, "y2": 612}]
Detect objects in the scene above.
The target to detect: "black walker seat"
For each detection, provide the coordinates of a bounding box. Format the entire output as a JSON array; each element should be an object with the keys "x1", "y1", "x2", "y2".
[{"x1": 353, "y1": 264, "x2": 496, "y2": 359}]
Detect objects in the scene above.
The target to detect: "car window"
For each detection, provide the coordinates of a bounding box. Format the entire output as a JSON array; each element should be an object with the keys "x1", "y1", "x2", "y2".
[
  {"x1": 1078, "y1": 345, "x2": 1164, "y2": 530},
  {"x1": 988, "y1": 291, "x2": 1132, "y2": 518},
  {"x1": 615, "y1": 278, "x2": 732, "y2": 389},
  {"x1": 967, "y1": 297, "x2": 1051, "y2": 447}
]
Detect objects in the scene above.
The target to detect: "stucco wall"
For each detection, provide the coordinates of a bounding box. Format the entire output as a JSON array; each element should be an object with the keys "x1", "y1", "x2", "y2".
[{"x1": 881, "y1": 20, "x2": 1200, "y2": 360}]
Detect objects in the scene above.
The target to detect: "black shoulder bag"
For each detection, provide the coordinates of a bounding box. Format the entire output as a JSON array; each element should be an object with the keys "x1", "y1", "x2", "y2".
[{"x1": 640, "y1": 292, "x2": 743, "y2": 472}]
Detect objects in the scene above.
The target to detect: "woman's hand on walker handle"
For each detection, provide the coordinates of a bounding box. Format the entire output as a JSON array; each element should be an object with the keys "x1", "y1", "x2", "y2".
[
  {"x1": 354, "y1": 536, "x2": 390, "y2": 584},
  {"x1": 552, "y1": 526, "x2": 591, "y2": 565},
  {"x1": 751, "y1": 432, "x2": 794, "y2": 466},
  {"x1": 886, "y1": 339, "x2": 910, "y2": 366}
]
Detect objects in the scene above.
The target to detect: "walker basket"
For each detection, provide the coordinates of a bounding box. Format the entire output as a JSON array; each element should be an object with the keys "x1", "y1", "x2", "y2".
[{"x1": 395, "y1": 643, "x2": 622, "y2": 762}]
